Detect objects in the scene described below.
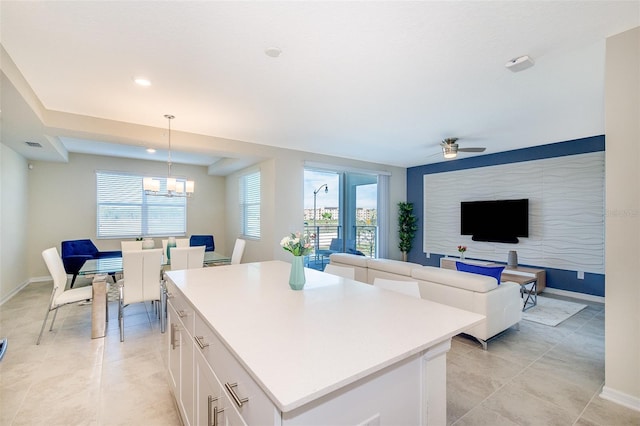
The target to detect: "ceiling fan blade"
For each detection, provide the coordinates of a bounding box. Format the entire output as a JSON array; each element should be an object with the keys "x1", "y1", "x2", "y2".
[{"x1": 458, "y1": 147, "x2": 486, "y2": 153}]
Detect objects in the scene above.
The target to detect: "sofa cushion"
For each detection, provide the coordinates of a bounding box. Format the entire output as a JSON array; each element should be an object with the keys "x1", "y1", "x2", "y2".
[
  {"x1": 456, "y1": 262, "x2": 504, "y2": 285},
  {"x1": 330, "y1": 253, "x2": 368, "y2": 268},
  {"x1": 411, "y1": 266, "x2": 498, "y2": 293},
  {"x1": 367, "y1": 258, "x2": 421, "y2": 277}
]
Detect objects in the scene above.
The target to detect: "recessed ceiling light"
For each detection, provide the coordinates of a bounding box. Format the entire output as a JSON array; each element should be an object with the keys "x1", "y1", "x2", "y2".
[
  {"x1": 146, "y1": 148, "x2": 156, "y2": 153},
  {"x1": 265, "y1": 47, "x2": 282, "y2": 58},
  {"x1": 134, "y1": 77, "x2": 152, "y2": 86}
]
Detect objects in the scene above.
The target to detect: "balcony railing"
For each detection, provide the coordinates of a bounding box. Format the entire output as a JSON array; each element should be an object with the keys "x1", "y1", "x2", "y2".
[
  {"x1": 303, "y1": 224, "x2": 377, "y2": 258},
  {"x1": 353, "y1": 225, "x2": 377, "y2": 257}
]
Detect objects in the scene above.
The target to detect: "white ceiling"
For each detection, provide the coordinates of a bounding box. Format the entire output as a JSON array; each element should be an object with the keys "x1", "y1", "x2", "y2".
[{"x1": 1, "y1": 1, "x2": 638, "y2": 171}]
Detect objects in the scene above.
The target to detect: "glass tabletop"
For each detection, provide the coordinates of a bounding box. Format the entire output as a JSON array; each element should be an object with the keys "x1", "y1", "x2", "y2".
[{"x1": 78, "y1": 251, "x2": 232, "y2": 275}]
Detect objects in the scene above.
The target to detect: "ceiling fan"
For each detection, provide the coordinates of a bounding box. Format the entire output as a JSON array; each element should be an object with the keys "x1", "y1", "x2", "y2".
[{"x1": 440, "y1": 137, "x2": 486, "y2": 159}]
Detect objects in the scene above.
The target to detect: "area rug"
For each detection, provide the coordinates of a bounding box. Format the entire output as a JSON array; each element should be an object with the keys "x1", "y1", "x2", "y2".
[{"x1": 522, "y1": 296, "x2": 587, "y2": 326}]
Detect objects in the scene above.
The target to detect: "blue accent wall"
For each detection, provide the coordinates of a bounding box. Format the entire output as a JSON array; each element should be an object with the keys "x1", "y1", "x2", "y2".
[{"x1": 406, "y1": 135, "x2": 606, "y2": 297}]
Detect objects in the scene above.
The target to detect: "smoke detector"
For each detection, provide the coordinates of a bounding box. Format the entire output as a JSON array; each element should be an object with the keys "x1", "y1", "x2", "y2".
[{"x1": 505, "y1": 55, "x2": 535, "y2": 72}]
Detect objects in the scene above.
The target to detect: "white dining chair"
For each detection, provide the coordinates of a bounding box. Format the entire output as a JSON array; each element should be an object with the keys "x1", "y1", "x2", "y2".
[
  {"x1": 162, "y1": 238, "x2": 189, "y2": 255},
  {"x1": 169, "y1": 245, "x2": 205, "y2": 271},
  {"x1": 373, "y1": 278, "x2": 421, "y2": 298},
  {"x1": 118, "y1": 248, "x2": 163, "y2": 342},
  {"x1": 121, "y1": 240, "x2": 143, "y2": 251},
  {"x1": 230, "y1": 238, "x2": 246, "y2": 265},
  {"x1": 323, "y1": 264, "x2": 355, "y2": 280},
  {"x1": 37, "y1": 247, "x2": 95, "y2": 344}
]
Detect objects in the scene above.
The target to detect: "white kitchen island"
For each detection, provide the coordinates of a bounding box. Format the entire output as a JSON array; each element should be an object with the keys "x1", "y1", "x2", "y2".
[{"x1": 164, "y1": 261, "x2": 484, "y2": 426}]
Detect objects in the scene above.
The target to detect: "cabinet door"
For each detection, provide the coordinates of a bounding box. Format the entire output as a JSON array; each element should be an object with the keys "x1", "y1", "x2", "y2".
[
  {"x1": 168, "y1": 302, "x2": 195, "y2": 426},
  {"x1": 196, "y1": 350, "x2": 222, "y2": 426},
  {"x1": 167, "y1": 304, "x2": 180, "y2": 393},
  {"x1": 196, "y1": 350, "x2": 247, "y2": 426},
  {"x1": 181, "y1": 327, "x2": 195, "y2": 426}
]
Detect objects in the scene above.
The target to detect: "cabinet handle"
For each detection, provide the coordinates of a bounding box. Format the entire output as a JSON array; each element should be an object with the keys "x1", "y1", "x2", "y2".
[
  {"x1": 171, "y1": 323, "x2": 179, "y2": 350},
  {"x1": 194, "y1": 335, "x2": 209, "y2": 349},
  {"x1": 225, "y1": 382, "x2": 249, "y2": 408},
  {"x1": 208, "y1": 395, "x2": 224, "y2": 426},
  {"x1": 177, "y1": 309, "x2": 186, "y2": 318}
]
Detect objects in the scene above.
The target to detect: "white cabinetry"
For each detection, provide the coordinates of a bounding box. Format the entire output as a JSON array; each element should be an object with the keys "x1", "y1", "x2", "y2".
[
  {"x1": 167, "y1": 280, "x2": 253, "y2": 426},
  {"x1": 167, "y1": 295, "x2": 195, "y2": 425}
]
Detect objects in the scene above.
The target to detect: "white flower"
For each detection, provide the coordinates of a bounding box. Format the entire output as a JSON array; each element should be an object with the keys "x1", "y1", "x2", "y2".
[{"x1": 280, "y1": 232, "x2": 313, "y2": 256}]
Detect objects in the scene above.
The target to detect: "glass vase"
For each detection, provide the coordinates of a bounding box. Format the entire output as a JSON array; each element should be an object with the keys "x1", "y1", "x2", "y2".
[
  {"x1": 460, "y1": 252, "x2": 465, "y2": 261},
  {"x1": 167, "y1": 237, "x2": 176, "y2": 260},
  {"x1": 289, "y1": 256, "x2": 306, "y2": 290}
]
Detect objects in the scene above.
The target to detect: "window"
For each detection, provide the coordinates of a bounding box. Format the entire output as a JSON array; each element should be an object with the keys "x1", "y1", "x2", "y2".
[
  {"x1": 239, "y1": 170, "x2": 261, "y2": 239},
  {"x1": 96, "y1": 171, "x2": 187, "y2": 238}
]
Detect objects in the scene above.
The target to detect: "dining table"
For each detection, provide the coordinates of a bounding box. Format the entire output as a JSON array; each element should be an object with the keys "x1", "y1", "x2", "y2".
[{"x1": 78, "y1": 250, "x2": 232, "y2": 276}]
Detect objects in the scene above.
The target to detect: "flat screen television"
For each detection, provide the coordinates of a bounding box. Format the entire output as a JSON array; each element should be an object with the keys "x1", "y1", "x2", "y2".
[{"x1": 461, "y1": 199, "x2": 529, "y2": 243}]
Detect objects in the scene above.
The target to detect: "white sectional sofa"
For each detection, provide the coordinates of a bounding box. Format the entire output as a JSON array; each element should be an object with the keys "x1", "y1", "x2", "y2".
[{"x1": 329, "y1": 253, "x2": 522, "y2": 349}]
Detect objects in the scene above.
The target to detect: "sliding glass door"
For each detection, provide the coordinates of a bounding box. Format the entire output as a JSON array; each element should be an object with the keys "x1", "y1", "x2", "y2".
[
  {"x1": 346, "y1": 173, "x2": 378, "y2": 257},
  {"x1": 304, "y1": 167, "x2": 383, "y2": 268}
]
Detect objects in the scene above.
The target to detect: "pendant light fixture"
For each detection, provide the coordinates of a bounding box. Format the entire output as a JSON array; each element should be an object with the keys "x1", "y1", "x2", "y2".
[{"x1": 143, "y1": 114, "x2": 195, "y2": 197}]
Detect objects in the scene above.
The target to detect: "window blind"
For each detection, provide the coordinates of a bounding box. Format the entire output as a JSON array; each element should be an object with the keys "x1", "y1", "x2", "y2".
[
  {"x1": 96, "y1": 171, "x2": 186, "y2": 238},
  {"x1": 239, "y1": 171, "x2": 261, "y2": 239}
]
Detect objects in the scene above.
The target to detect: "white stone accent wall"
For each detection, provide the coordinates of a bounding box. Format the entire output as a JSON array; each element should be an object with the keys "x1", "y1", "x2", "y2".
[{"x1": 423, "y1": 152, "x2": 604, "y2": 273}]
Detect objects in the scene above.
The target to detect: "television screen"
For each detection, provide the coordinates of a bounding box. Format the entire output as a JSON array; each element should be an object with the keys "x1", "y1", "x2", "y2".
[{"x1": 461, "y1": 199, "x2": 528, "y2": 243}]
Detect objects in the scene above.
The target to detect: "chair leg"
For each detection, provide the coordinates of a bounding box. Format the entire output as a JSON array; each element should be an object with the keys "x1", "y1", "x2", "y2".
[
  {"x1": 70, "y1": 273, "x2": 78, "y2": 288},
  {"x1": 49, "y1": 308, "x2": 59, "y2": 331},
  {"x1": 37, "y1": 290, "x2": 57, "y2": 345},
  {"x1": 119, "y1": 285, "x2": 124, "y2": 342},
  {"x1": 36, "y1": 308, "x2": 52, "y2": 345}
]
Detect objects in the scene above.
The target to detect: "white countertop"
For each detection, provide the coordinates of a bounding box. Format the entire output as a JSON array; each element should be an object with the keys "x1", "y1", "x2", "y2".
[{"x1": 165, "y1": 260, "x2": 484, "y2": 413}]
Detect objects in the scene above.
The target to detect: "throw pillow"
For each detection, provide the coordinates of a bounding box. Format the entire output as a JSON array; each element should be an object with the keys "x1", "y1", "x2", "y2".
[{"x1": 456, "y1": 262, "x2": 505, "y2": 284}]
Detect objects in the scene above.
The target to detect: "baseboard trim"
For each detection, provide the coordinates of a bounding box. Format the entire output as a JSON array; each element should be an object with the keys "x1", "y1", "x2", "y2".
[
  {"x1": 600, "y1": 386, "x2": 640, "y2": 412},
  {"x1": 0, "y1": 277, "x2": 52, "y2": 306},
  {"x1": 0, "y1": 280, "x2": 30, "y2": 306},
  {"x1": 543, "y1": 287, "x2": 604, "y2": 304}
]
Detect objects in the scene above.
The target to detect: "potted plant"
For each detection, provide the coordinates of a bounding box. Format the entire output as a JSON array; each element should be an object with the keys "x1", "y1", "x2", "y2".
[{"x1": 398, "y1": 202, "x2": 418, "y2": 262}]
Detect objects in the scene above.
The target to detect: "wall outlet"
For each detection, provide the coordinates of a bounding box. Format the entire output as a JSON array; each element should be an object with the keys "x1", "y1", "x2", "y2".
[
  {"x1": 425, "y1": 252, "x2": 431, "y2": 258},
  {"x1": 577, "y1": 271, "x2": 585, "y2": 280}
]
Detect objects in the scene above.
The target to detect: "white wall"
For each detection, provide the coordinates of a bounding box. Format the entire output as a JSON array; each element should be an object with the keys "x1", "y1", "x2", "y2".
[
  {"x1": 423, "y1": 152, "x2": 605, "y2": 273},
  {"x1": 26, "y1": 153, "x2": 226, "y2": 278},
  {"x1": 0, "y1": 144, "x2": 29, "y2": 303},
  {"x1": 603, "y1": 26, "x2": 640, "y2": 410}
]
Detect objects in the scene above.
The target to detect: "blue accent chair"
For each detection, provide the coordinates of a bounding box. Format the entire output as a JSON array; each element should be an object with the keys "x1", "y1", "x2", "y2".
[
  {"x1": 316, "y1": 238, "x2": 343, "y2": 260},
  {"x1": 316, "y1": 239, "x2": 365, "y2": 265},
  {"x1": 61, "y1": 239, "x2": 121, "y2": 288},
  {"x1": 190, "y1": 235, "x2": 215, "y2": 252}
]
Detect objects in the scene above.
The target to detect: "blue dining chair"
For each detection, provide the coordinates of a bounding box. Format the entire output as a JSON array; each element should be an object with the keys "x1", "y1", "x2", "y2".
[
  {"x1": 61, "y1": 239, "x2": 121, "y2": 287},
  {"x1": 190, "y1": 235, "x2": 215, "y2": 252}
]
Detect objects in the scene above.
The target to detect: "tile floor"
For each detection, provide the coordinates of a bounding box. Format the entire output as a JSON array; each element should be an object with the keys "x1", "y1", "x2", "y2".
[{"x1": 1, "y1": 279, "x2": 639, "y2": 425}]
